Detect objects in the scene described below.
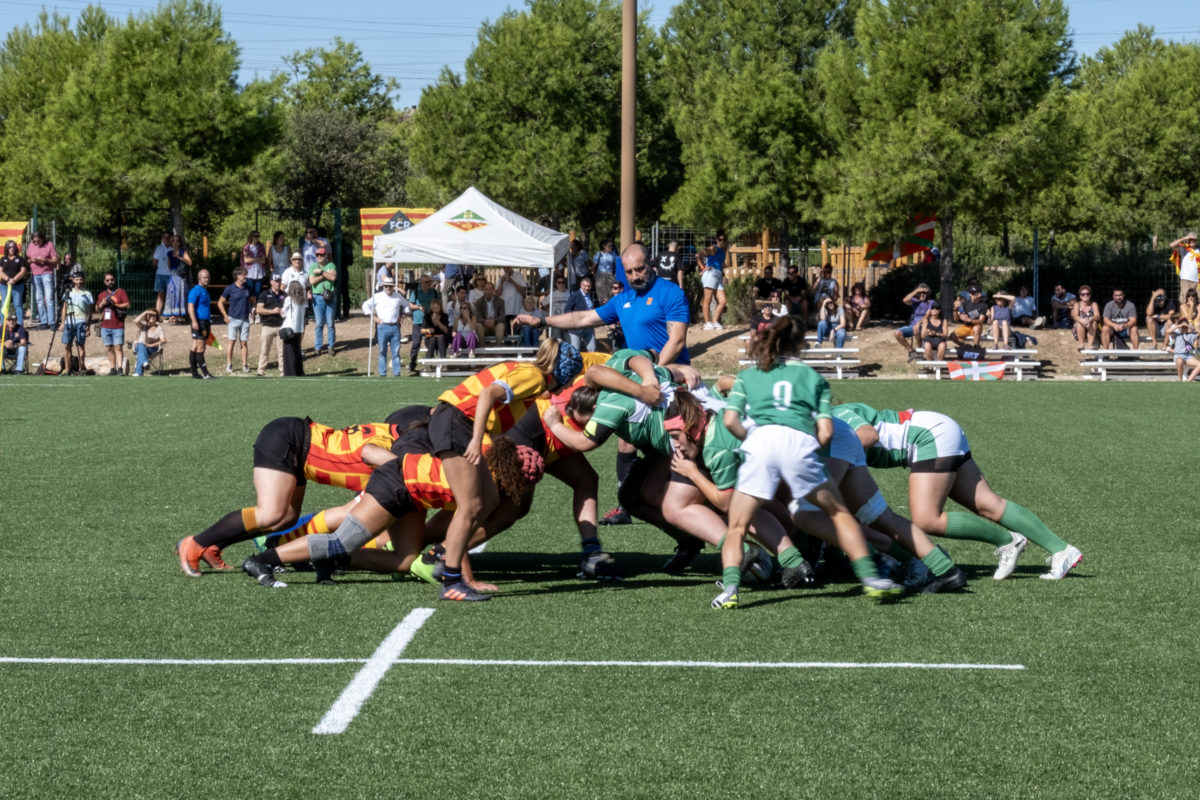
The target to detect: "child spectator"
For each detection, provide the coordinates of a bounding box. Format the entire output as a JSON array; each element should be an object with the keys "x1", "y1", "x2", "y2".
[
  {"x1": 990, "y1": 291, "x2": 1015, "y2": 348},
  {"x1": 812, "y1": 263, "x2": 839, "y2": 306},
  {"x1": 917, "y1": 304, "x2": 948, "y2": 361},
  {"x1": 1166, "y1": 316, "x2": 1200, "y2": 381},
  {"x1": 1072, "y1": 285, "x2": 1100, "y2": 349},
  {"x1": 518, "y1": 294, "x2": 544, "y2": 347},
  {"x1": 815, "y1": 296, "x2": 847, "y2": 347},
  {"x1": 750, "y1": 299, "x2": 776, "y2": 340},
  {"x1": 845, "y1": 282, "x2": 871, "y2": 330}
]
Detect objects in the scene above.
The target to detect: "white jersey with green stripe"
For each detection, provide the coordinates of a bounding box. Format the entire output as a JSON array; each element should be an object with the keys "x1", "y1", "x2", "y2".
[{"x1": 725, "y1": 358, "x2": 830, "y2": 436}]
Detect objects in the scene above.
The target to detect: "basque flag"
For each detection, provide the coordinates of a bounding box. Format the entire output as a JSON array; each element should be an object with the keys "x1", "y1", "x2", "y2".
[{"x1": 948, "y1": 361, "x2": 1005, "y2": 381}]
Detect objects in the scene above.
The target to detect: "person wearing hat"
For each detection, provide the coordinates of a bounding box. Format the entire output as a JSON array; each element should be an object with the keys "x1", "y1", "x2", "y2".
[
  {"x1": 1170, "y1": 232, "x2": 1200, "y2": 305},
  {"x1": 255, "y1": 273, "x2": 287, "y2": 376},
  {"x1": 894, "y1": 283, "x2": 936, "y2": 361},
  {"x1": 1165, "y1": 314, "x2": 1200, "y2": 381},
  {"x1": 362, "y1": 273, "x2": 411, "y2": 377},
  {"x1": 308, "y1": 247, "x2": 337, "y2": 355}
]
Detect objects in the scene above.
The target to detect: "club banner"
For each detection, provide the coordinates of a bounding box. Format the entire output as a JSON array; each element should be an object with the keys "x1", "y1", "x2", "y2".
[
  {"x1": 948, "y1": 361, "x2": 1005, "y2": 381},
  {"x1": 0, "y1": 221, "x2": 28, "y2": 252},
  {"x1": 864, "y1": 215, "x2": 936, "y2": 262},
  {"x1": 360, "y1": 208, "x2": 435, "y2": 259}
]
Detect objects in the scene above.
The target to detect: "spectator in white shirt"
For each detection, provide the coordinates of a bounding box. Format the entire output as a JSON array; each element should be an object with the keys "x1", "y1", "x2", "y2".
[
  {"x1": 498, "y1": 267, "x2": 527, "y2": 331},
  {"x1": 363, "y1": 276, "x2": 411, "y2": 377}
]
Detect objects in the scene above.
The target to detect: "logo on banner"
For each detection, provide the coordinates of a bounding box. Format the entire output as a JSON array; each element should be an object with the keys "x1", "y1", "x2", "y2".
[{"x1": 446, "y1": 210, "x2": 488, "y2": 232}]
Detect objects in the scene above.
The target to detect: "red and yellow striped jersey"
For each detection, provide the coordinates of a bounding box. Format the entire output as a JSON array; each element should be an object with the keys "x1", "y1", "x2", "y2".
[
  {"x1": 303, "y1": 422, "x2": 397, "y2": 491},
  {"x1": 401, "y1": 452, "x2": 458, "y2": 510},
  {"x1": 581, "y1": 351, "x2": 611, "y2": 372},
  {"x1": 534, "y1": 376, "x2": 589, "y2": 464},
  {"x1": 436, "y1": 362, "x2": 548, "y2": 435}
]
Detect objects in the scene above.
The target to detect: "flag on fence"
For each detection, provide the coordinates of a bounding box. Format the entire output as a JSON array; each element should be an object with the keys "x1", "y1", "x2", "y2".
[
  {"x1": 948, "y1": 361, "x2": 1005, "y2": 381},
  {"x1": 864, "y1": 215, "x2": 937, "y2": 262},
  {"x1": 0, "y1": 220, "x2": 27, "y2": 253},
  {"x1": 206, "y1": 330, "x2": 221, "y2": 350},
  {"x1": 360, "y1": 207, "x2": 436, "y2": 259}
]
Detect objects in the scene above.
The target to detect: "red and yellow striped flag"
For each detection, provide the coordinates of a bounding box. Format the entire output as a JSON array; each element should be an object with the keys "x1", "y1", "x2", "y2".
[
  {"x1": 0, "y1": 221, "x2": 28, "y2": 253},
  {"x1": 206, "y1": 330, "x2": 222, "y2": 350},
  {"x1": 360, "y1": 208, "x2": 434, "y2": 259}
]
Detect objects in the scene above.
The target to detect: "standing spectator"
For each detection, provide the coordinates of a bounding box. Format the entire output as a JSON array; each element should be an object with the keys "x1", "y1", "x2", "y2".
[
  {"x1": 95, "y1": 271, "x2": 130, "y2": 375},
  {"x1": 308, "y1": 247, "x2": 337, "y2": 355},
  {"x1": 187, "y1": 269, "x2": 215, "y2": 379},
  {"x1": 362, "y1": 275, "x2": 408, "y2": 376},
  {"x1": 472, "y1": 280, "x2": 505, "y2": 348},
  {"x1": 950, "y1": 285, "x2": 989, "y2": 345},
  {"x1": 815, "y1": 295, "x2": 847, "y2": 347},
  {"x1": 280, "y1": 260, "x2": 308, "y2": 376},
  {"x1": 894, "y1": 283, "x2": 935, "y2": 361},
  {"x1": 561, "y1": 275, "x2": 597, "y2": 352},
  {"x1": 917, "y1": 304, "x2": 949, "y2": 361},
  {"x1": 298, "y1": 223, "x2": 329, "y2": 269},
  {"x1": 1171, "y1": 232, "x2": 1199, "y2": 305},
  {"x1": 241, "y1": 231, "x2": 266, "y2": 318},
  {"x1": 151, "y1": 230, "x2": 172, "y2": 317},
  {"x1": 518, "y1": 294, "x2": 544, "y2": 347},
  {"x1": 1012, "y1": 285, "x2": 1038, "y2": 327},
  {"x1": 2, "y1": 306, "x2": 28, "y2": 373},
  {"x1": 59, "y1": 270, "x2": 92, "y2": 373},
  {"x1": 1101, "y1": 288, "x2": 1139, "y2": 350},
  {"x1": 845, "y1": 281, "x2": 871, "y2": 331},
  {"x1": 219, "y1": 266, "x2": 253, "y2": 372},
  {"x1": 812, "y1": 263, "x2": 839, "y2": 307},
  {"x1": 698, "y1": 236, "x2": 727, "y2": 329},
  {"x1": 754, "y1": 264, "x2": 783, "y2": 300},
  {"x1": 782, "y1": 264, "x2": 810, "y2": 320},
  {"x1": 498, "y1": 266, "x2": 527, "y2": 332},
  {"x1": 164, "y1": 234, "x2": 192, "y2": 324},
  {"x1": 0, "y1": 239, "x2": 28, "y2": 328},
  {"x1": 422, "y1": 299, "x2": 450, "y2": 360},
  {"x1": 1165, "y1": 316, "x2": 1200, "y2": 381},
  {"x1": 546, "y1": 275, "x2": 570, "y2": 341},
  {"x1": 450, "y1": 301, "x2": 478, "y2": 358},
  {"x1": 26, "y1": 230, "x2": 58, "y2": 329},
  {"x1": 569, "y1": 240, "x2": 590, "y2": 283},
  {"x1": 990, "y1": 291, "x2": 1015, "y2": 348},
  {"x1": 1145, "y1": 288, "x2": 1176, "y2": 350},
  {"x1": 130, "y1": 309, "x2": 165, "y2": 377},
  {"x1": 255, "y1": 274, "x2": 286, "y2": 376},
  {"x1": 269, "y1": 231, "x2": 292, "y2": 276},
  {"x1": 1071, "y1": 285, "x2": 1100, "y2": 349},
  {"x1": 1049, "y1": 284, "x2": 1076, "y2": 329},
  {"x1": 593, "y1": 239, "x2": 617, "y2": 298},
  {"x1": 408, "y1": 273, "x2": 439, "y2": 374},
  {"x1": 657, "y1": 240, "x2": 680, "y2": 284}
]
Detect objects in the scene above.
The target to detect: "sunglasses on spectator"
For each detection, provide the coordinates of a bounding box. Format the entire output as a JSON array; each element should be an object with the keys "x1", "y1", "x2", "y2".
[{"x1": 1080, "y1": 291, "x2": 1091, "y2": 296}]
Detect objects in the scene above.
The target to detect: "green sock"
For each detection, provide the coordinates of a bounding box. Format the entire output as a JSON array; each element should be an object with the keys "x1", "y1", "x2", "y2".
[
  {"x1": 999, "y1": 501, "x2": 1068, "y2": 555},
  {"x1": 944, "y1": 511, "x2": 1011, "y2": 547},
  {"x1": 778, "y1": 546, "x2": 805, "y2": 569},
  {"x1": 851, "y1": 556, "x2": 879, "y2": 581},
  {"x1": 920, "y1": 546, "x2": 955, "y2": 577},
  {"x1": 722, "y1": 566, "x2": 741, "y2": 590},
  {"x1": 887, "y1": 541, "x2": 915, "y2": 562}
]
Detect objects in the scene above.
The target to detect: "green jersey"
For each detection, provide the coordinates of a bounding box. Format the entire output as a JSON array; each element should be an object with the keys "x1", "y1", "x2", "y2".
[
  {"x1": 700, "y1": 412, "x2": 744, "y2": 490},
  {"x1": 832, "y1": 403, "x2": 910, "y2": 469},
  {"x1": 725, "y1": 359, "x2": 831, "y2": 436},
  {"x1": 585, "y1": 389, "x2": 673, "y2": 456},
  {"x1": 606, "y1": 348, "x2": 672, "y2": 385}
]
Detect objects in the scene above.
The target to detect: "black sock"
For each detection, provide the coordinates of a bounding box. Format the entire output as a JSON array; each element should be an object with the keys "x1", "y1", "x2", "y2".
[
  {"x1": 199, "y1": 357, "x2": 210, "y2": 375},
  {"x1": 259, "y1": 549, "x2": 283, "y2": 570},
  {"x1": 442, "y1": 565, "x2": 462, "y2": 584},
  {"x1": 188, "y1": 352, "x2": 198, "y2": 374},
  {"x1": 615, "y1": 450, "x2": 638, "y2": 485},
  {"x1": 194, "y1": 510, "x2": 253, "y2": 549}
]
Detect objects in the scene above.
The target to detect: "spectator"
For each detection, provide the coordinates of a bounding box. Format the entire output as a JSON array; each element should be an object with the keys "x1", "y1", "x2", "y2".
[
  {"x1": 845, "y1": 281, "x2": 871, "y2": 331},
  {"x1": 917, "y1": 304, "x2": 948, "y2": 361},
  {"x1": 0, "y1": 239, "x2": 28, "y2": 328},
  {"x1": 1165, "y1": 316, "x2": 1200, "y2": 381},
  {"x1": 894, "y1": 283, "x2": 935, "y2": 361},
  {"x1": 130, "y1": 309, "x2": 165, "y2": 377},
  {"x1": 593, "y1": 239, "x2": 617, "y2": 298},
  {"x1": 951, "y1": 285, "x2": 989, "y2": 345},
  {"x1": 518, "y1": 294, "x2": 544, "y2": 347},
  {"x1": 816, "y1": 295, "x2": 847, "y2": 347},
  {"x1": 451, "y1": 300, "x2": 478, "y2": 358},
  {"x1": 219, "y1": 266, "x2": 253, "y2": 372},
  {"x1": 471, "y1": 280, "x2": 505, "y2": 349},
  {"x1": 1071, "y1": 285, "x2": 1100, "y2": 349},
  {"x1": 812, "y1": 263, "x2": 839, "y2": 307},
  {"x1": 2, "y1": 305, "x2": 28, "y2": 373},
  {"x1": 569, "y1": 239, "x2": 590, "y2": 283},
  {"x1": 255, "y1": 274, "x2": 286, "y2": 376},
  {"x1": 164, "y1": 234, "x2": 191, "y2": 324},
  {"x1": 750, "y1": 300, "x2": 776, "y2": 339},
  {"x1": 605, "y1": 280, "x2": 626, "y2": 349},
  {"x1": 656, "y1": 240, "x2": 681, "y2": 284},
  {"x1": 187, "y1": 269, "x2": 215, "y2": 379},
  {"x1": 241, "y1": 231, "x2": 267, "y2": 313},
  {"x1": 422, "y1": 298, "x2": 450, "y2": 360},
  {"x1": 1171, "y1": 232, "x2": 1199, "y2": 305},
  {"x1": 26, "y1": 230, "x2": 58, "y2": 329},
  {"x1": 308, "y1": 247, "x2": 337, "y2": 355},
  {"x1": 269, "y1": 231, "x2": 292, "y2": 276},
  {"x1": 280, "y1": 262, "x2": 308, "y2": 377},
  {"x1": 561, "y1": 275, "x2": 598, "y2": 352},
  {"x1": 547, "y1": 275, "x2": 571, "y2": 340},
  {"x1": 151, "y1": 230, "x2": 172, "y2": 317},
  {"x1": 95, "y1": 270, "x2": 130, "y2": 375},
  {"x1": 1183, "y1": 288, "x2": 1200, "y2": 325},
  {"x1": 1101, "y1": 288, "x2": 1139, "y2": 350},
  {"x1": 407, "y1": 273, "x2": 439, "y2": 374},
  {"x1": 59, "y1": 270, "x2": 92, "y2": 373},
  {"x1": 782, "y1": 264, "x2": 809, "y2": 320},
  {"x1": 498, "y1": 266, "x2": 527, "y2": 332},
  {"x1": 990, "y1": 291, "x2": 1015, "y2": 349},
  {"x1": 442, "y1": 263, "x2": 464, "y2": 300},
  {"x1": 467, "y1": 273, "x2": 487, "y2": 304},
  {"x1": 754, "y1": 265, "x2": 783, "y2": 300},
  {"x1": 1049, "y1": 284, "x2": 1076, "y2": 329},
  {"x1": 698, "y1": 236, "x2": 727, "y2": 329},
  {"x1": 446, "y1": 284, "x2": 471, "y2": 329},
  {"x1": 1145, "y1": 288, "x2": 1176, "y2": 350},
  {"x1": 1011, "y1": 285, "x2": 1039, "y2": 328},
  {"x1": 957, "y1": 276, "x2": 987, "y2": 304},
  {"x1": 298, "y1": 223, "x2": 329, "y2": 269}
]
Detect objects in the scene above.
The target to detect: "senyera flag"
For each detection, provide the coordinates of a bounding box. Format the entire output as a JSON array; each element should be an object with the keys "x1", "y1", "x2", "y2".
[
  {"x1": 360, "y1": 208, "x2": 435, "y2": 259},
  {"x1": 864, "y1": 215, "x2": 937, "y2": 262},
  {"x1": 0, "y1": 220, "x2": 27, "y2": 253},
  {"x1": 948, "y1": 361, "x2": 1005, "y2": 381}
]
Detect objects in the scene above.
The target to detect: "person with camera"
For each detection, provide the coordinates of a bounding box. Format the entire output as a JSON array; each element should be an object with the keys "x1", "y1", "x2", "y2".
[
  {"x1": 187, "y1": 268, "x2": 215, "y2": 379},
  {"x1": 59, "y1": 270, "x2": 93, "y2": 374},
  {"x1": 95, "y1": 271, "x2": 130, "y2": 375},
  {"x1": 308, "y1": 247, "x2": 337, "y2": 356}
]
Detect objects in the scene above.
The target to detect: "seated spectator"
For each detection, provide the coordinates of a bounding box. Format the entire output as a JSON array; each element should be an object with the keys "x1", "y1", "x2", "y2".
[
  {"x1": 422, "y1": 299, "x2": 450, "y2": 359},
  {"x1": 446, "y1": 285, "x2": 471, "y2": 329},
  {"x1": 2, "y1": 306, "x2": 28, "y2": 373},
  {"x1": 754, "y1": 265, "x2": 783, "y2": 300},
  {"x1": 750, "y1": 300, "x2": 776, "y2": 339},
  {"x1": 812, "y1": 263, "x2": 839, "y2": 306},
  {"x1": 845, "y1": 281, "x2": 871, "y2": 330},
  {"x1": 782, "y1": 265, "x2": 809, "y2": 320},
  {"x1": 130, "y1": 309, "x2": 166, "y2": 377},
  {"x1": 655, "y1": 240, "x2": 681, "y2": 284},
  {"x1": 1071, "y1": 285, "x2": 1100, "y2": 349},
  {"x1": 957, "y1": 276, "x2": 987, "y2": 305},
  {"x1": 917, "y1": 304, "x2": 948, "y2": 361},
  {"x1": 1012, "y1": 285, "x2": 1039, "y2": 327},
  {"x1": 1182, "y1": 288, "x2": 1200, "y2": 325},
  {"x1": 451, "y1": 302, "x2": 478, "y2": 358},
  {"x1": 950, "y1": 285, "x2": 989, "y2": 345},
  {"x1": 894, "y1": 283, "x2": 935, "y2": 361},
  {"x1": 1050, "y1": 284, "x2": 1076, "y2": 328},
  {"x1": 518, "y1": 294, "x2": 544, "y2": 347},
  {"x1": 815, "y1": 295, "x2": 847, "y2": 348},
  {"x1": 1101, "y1": 288, "x2": 1139, "y2": 350},
  {"x1": 467, "y1": 273, "x2": 488, "y2": 304},
  {"x1": 472, "y1": 281, "x2": 505, "y2": 345},
  {"x1": 1145, "y1": 288, "x2": 1176, "y2": 350},
  {"x1": 1165, "y1": 316, "x2": 1200, "y2": 381},
  {"x1": 990, "y1": 291, "x2": 1015, "y2": 348}
]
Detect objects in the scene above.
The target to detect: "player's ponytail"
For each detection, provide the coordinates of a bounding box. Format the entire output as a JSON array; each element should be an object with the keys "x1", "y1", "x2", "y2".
[{"x1": 754, "y1": 315, "x2": 805, "y2": 370}]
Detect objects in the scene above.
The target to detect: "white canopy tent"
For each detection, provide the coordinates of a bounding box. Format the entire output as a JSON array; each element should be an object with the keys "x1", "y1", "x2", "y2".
[{"x1": 364, "y1": 186, "x2": 570, "y2": 375}]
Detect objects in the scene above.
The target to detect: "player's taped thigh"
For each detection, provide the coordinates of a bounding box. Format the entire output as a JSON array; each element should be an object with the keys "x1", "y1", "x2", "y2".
[
  {"x1": 307, "y1": 513, "x2": 373, "y2": 560},
  {"x1": 854, "y1": 490, "x2": 888, "y2": 526}
]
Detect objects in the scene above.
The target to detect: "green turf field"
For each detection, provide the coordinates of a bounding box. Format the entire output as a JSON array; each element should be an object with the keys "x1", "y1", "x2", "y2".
[{"x1": 0, "y1": 376, "x2": 1195, "y2": 799}]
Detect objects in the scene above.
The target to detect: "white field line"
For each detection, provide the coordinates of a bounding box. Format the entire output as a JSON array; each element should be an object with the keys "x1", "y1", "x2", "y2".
[
  {"x1": 0, "y1": 657, "x2": 365, "y2": 665},
  {"x1": 311, "y1": 607, "x2": 435, "y2": 735}
]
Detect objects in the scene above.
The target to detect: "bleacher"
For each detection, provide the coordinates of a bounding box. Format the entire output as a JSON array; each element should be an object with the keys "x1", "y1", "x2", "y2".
[
  {"x1": 1079, "y1": 348, "x2": 1177, "y2": 381},
  {"x1": 916, "y1": 348, "x2": 1041, "y2": 381},
  {"x1": 416, "y1": 338, "x2": 539, "y2": 378}
]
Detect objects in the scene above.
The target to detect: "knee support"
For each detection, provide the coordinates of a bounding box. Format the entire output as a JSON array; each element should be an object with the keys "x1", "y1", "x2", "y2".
[
  {"x1": 307, "y1": 513, "x2": 372, "y2": 560},
  {"x1": 854, "y1": 491, "x2": 888, "y2": 526}
]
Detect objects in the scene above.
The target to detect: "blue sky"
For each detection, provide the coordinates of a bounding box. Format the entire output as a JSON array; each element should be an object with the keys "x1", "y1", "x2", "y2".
[{"x1": 0, "y1": 0, "x2": 1196, "y2": 107}]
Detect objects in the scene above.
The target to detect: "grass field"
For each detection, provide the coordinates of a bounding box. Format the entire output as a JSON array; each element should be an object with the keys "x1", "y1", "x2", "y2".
[{"x1": 0, "y1": 376, "x2": 1196, "y2": 799}]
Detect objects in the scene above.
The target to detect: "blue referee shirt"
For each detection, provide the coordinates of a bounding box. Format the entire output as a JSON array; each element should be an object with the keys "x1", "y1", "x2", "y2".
[
  {"x1": 594, "y1": 275, "x2": 690, "y2": 364},
  {"x1": 187, "y1": 284, "x2": 211, "y2": 320}
]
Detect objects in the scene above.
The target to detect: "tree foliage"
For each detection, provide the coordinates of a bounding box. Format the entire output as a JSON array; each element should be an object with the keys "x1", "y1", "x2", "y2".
[{"x1": 283, "y1": 37, "x2": 398, "y2": 121}]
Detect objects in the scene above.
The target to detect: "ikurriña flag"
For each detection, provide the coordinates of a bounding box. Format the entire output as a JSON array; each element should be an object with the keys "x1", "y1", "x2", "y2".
[{"x1": 864, "y1": 215, "x2": 936, "y2": 262}]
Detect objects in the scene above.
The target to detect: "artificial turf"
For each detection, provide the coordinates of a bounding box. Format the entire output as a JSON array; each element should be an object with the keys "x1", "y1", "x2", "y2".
[{"x1": 0, "y1": 376, "x2": 1195, "y2": 798}]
